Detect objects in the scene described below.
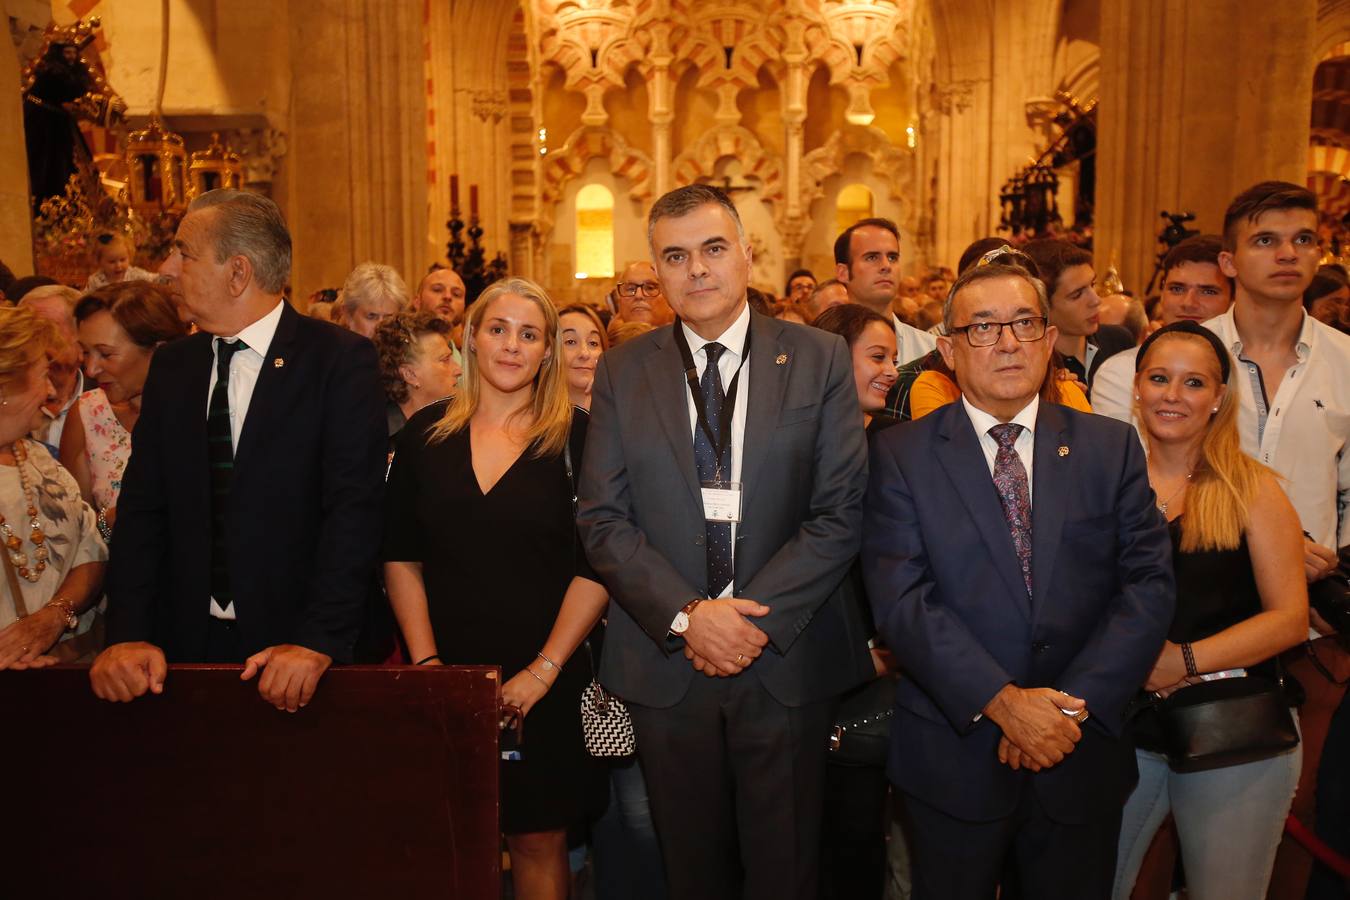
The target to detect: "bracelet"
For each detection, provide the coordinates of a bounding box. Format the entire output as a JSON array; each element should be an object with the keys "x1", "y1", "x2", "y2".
[
  {"x1": 525, "y1": 667, "x2": 551, "y2": 689},
  {"x1": 415, "y1": 654, "x2": 441, "y2": 666},
  {"x1": 1181, "y1": 642, "x2": 1198, "y2": 677},
  {"x1": 45, "y1": 597, "x2": 78, "y2": 631},
  {"x1": 535, "y1": 651, "x2": 560, "y2": 672}
]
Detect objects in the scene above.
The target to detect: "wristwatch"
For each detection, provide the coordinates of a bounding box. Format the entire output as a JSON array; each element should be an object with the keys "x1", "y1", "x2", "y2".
[
  {"x1": 46, "y1": 597, "x2": 78, "y2": 632},
  {"x1": 670, "y1": 598, "x2": 703, "y2": 636}
]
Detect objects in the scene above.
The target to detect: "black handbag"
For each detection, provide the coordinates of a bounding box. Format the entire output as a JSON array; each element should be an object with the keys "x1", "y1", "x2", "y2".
[
  {"x1": 827, "y1": 673, "x2": 897, "y2": 768},
  {"x1": 1153, "y1": 672, "x2": 1299, "y2": 773}
]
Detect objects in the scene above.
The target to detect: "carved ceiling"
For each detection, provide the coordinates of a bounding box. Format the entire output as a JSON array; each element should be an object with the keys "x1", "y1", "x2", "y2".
[{"x1": 526, "y1": 0, "x2": 921, "y2": 252}]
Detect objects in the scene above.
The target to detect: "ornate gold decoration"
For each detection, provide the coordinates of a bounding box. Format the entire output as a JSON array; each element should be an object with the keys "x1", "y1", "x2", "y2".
[
  {"x1": 187, "y1": 132, "x2": 244, "y2": 199},
  {"x1": 125, "y1": 116, "x2": 187, "y2": 213}
]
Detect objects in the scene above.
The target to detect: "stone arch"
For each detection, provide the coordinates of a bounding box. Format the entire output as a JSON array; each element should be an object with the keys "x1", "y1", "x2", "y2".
[
  {"x1": 800, "y1": 124, "x2": 913, "y2": 215},
  {"x1": 539, "y1": 126, "x2": 654, "y2": 234},
  {"x1": 670, "y1": 125, "x2": 783, "y2": 209}
]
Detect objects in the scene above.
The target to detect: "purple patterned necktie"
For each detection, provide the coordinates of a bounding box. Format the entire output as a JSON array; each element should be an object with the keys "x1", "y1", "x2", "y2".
[{"x1": 989, "y1": 423, "x2": 1032, "y2": 596}]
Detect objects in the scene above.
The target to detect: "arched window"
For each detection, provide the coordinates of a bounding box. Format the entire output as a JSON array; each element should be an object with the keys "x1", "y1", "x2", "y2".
[
  {"x1": 575, "y1": 183, "x2": 615, "y2": 279},
  {"x1": 835, "y1": 183, "x2": 874, "y2": 236}
]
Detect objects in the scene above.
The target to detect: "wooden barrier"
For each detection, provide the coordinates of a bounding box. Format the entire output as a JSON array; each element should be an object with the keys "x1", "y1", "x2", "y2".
[{"x1": 2, "y1": 665, "x2": 500, "y2": 899}]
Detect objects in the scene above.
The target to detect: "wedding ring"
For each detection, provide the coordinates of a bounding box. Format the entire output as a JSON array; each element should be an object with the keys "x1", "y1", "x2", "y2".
[{"x1": 735, "y1": 653, "x2": 745, "y2": 665}]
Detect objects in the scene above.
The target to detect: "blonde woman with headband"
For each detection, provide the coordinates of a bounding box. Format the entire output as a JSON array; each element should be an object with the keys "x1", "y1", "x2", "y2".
[
  {"x1": 382, "y1": 277, "x2": 607, "y2": 900},
  {"x1": 1112, "y1": 320, "x2": 1309, "y2": 900}
]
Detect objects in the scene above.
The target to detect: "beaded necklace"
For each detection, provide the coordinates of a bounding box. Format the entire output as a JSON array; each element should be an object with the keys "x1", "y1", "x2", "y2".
[{"x1": 0, "y1": 441, "x2": 49, "y2": 582}]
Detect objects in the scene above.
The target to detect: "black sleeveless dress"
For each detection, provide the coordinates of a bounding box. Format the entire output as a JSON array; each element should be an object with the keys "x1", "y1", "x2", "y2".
[
  {"x1": 383, "y1": 401, "x2": 603, "y2": 833},
  {"x1": 1131, "y1": 516, "x2": 1268, "y2": 752}
]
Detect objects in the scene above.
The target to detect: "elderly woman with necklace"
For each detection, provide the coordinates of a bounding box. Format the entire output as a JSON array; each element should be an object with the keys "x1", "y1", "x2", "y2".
[{"x1": 0, "y1": 306, "x2": 107, "y2": 668}]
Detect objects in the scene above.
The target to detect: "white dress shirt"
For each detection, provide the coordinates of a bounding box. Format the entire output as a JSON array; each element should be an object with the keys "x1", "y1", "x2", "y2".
[
  {"x1": 961, "y1": 394, "x2": 1039, "y2": 505},
  {"x1": 207, "y1": 299, "x2": 284, "y2": 618},
  {"x1": 1205, "y1": 309, "x2": 1350, "y2": 549},
  {"x1": 962, "y1": 394, "x2": 1039, "y2": 722},
  {"x1": 1091, "y1": 346, "x2": 1142, "y2": 435},
  {"x1": 894, "y1": 314, "x2": 939, "y2": 368},
  {"x1": 682, "y1": 302, "x2": 750, "y2": 599}
]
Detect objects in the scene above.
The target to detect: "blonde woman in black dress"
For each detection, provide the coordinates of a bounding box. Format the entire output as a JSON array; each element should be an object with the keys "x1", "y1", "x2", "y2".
[{"x1": 384, "y1": 278, "x2": 607, "y2": 900}]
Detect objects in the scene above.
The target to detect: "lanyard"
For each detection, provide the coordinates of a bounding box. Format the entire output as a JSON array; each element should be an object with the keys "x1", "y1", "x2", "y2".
[{"x1": 673, "y1": 319, "x2": 750, "y2": 478}]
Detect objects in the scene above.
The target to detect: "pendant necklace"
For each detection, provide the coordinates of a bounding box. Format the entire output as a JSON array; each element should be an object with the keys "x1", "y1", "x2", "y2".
[
  {"x1": 0, "y1": 441, "x2": 49, "y2": 582},
  {"x1": 1156, "y1": 471, "x2": 1193, "y2": 518}
]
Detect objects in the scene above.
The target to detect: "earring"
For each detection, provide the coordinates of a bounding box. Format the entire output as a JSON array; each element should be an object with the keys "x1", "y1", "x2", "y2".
[
  {"x1": 1133, "y1": 395, "x2": 1140, "y2": 401},
  {"x1": 1211, "y1": 407, "x2": 1218, "y2": 414}
]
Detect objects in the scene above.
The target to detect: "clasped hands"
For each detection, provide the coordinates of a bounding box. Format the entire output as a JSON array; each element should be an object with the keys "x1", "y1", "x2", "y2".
[
  {"x1": 681, "y1": 598, "x2": 770, "y2": 677},
  {"x1": 90, "y1": 641, "x2": 332, "y2": 713},
  {"x1": 983, "y1": 684, "x2": 1087, "y2": 773}
]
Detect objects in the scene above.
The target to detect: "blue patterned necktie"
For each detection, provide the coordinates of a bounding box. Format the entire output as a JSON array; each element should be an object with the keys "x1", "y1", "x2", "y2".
[
  {"x1": 693, "y1": 342, "x2": 733, "y2": 599},
  {"x1": 989, "y1": 423, "x2": 1032, "y2": 596},
  {"x1": 209, "y1": 338, "x2": 248, "y2": 609}
]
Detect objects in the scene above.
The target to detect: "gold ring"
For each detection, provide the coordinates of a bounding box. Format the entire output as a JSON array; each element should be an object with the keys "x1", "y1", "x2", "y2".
[{"x1": 735, "y1": 653, "x2": 745, "y2": 665}]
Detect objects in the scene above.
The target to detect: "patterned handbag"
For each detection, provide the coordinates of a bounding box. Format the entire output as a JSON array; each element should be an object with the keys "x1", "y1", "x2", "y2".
[{"x1": 580, "y1": 676, "x2": 636, "y2": 758}]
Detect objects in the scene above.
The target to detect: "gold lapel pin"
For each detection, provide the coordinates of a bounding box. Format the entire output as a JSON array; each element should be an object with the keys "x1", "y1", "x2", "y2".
[
  {"x1": 775, "y1": 353, "x2": 788, "y2": 365},
  {"x1": 1058, "y1": 445, "x2": 1070, "y2": 457},
  {"x1": 273, "y1": 358, "x2": 285, "y2": 368}
]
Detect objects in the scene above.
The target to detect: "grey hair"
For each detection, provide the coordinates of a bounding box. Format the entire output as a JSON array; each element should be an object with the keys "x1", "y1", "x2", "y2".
[
  {"x1": 647, "y1": 183, "x2": 746, "y2": 251},
  {"x1": 19, "y1": 284, "x2": 81, "y2": 311},
  {"x1": 188, "y1": 190, "x2": 292, "y2": 293},
  {"x1": 340, "y1": 262, "x2": 410, "y2": 316},
  {"x1": 942, "y1": 263, "x2": 1049, "y2": 332}
]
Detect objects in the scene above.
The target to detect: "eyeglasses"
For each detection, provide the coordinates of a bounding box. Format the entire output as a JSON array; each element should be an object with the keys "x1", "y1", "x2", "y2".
[
  {"x1": 949, "y1": 316, "x2": 1048, "y2": 347},
  {"x1": 617, "y1": 281, "x2": 662, "y2": 298}
]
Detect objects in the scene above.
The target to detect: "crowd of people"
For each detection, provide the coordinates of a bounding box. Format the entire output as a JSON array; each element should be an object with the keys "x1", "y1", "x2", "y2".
[{"x1": 0, "y1": 178, "x2": 1346, "y2": 900}]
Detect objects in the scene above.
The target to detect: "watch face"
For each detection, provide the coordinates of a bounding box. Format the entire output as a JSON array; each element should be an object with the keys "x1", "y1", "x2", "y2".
[{"x1": 672, "y1": 611, "x2": 689, "y2": 634}]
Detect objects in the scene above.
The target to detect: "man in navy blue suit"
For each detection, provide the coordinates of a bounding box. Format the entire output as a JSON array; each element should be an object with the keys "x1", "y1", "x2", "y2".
[
  {"x1": 90, "y1": 190, "x2": 387, "y2": 713},
  {"x1": 863, "y1": 259, "x2": 1174, "y2": 899}
]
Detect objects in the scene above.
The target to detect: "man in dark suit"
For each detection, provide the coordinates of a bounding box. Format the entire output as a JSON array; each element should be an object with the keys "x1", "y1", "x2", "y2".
[
  {"x1": 862, "y1": 261, "x2": 1174, "y2": 899},
  {"x1": 90, "y1": 190, "x2": 387, "y2": 713},
  {"x1": 577, "y1": 184, "x2": 873, "y2": 900}
]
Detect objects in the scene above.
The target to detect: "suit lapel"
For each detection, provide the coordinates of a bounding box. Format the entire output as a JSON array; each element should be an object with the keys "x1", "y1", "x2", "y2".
[
  {"x1": 1030, "y1": 403, "x2": 1072, "y2": 618},
  {"x1": 233, "y1": 302, "x2": 299, "y2": 473},
  {"x1": 185, "y1": 334, "x2": 215, "y2": 511},
  {"x1": 935, "y1": 404, "x2": 1033, "y2": 618},
  {"x1": 641, "y1": 327, "x2": 703, "y2": 508},
  {"x1": 740, "y1": 312, "x2": 787, "y2": 509}
]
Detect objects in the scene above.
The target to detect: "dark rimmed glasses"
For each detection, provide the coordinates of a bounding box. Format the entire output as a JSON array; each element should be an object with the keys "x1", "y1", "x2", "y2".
[
  {"x1": 948, "y1": 316, "x2": 1048, "y2": 347},
  {"x1": 617, "y1": 281, "x2": 662, "y2": 298}
]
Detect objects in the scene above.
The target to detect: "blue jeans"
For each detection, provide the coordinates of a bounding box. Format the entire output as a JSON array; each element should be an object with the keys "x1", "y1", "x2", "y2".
[
  {"x1": 1112, "y1": 734, "x2": 1301, "y2": 900},
  {"x1": 592, "y1": 755, "x2": 667, "y2": 900}
]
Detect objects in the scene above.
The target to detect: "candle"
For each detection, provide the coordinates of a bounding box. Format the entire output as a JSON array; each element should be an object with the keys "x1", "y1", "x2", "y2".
[
  {"x1": 470, "y1": 185, "x2": 479, "y2": 218},
  {"x1": 450, "y1": 174, "x2": 460, "y2": 209}
]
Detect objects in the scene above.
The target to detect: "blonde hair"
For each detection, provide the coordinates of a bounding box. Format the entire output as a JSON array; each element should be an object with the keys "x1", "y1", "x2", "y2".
[
  {"x1": 428, "y1": 277, "x2": 571, "y2": 458},
  {"x1": 340, "y1": 262, "x2": 410, "y2": 317},
  {"x1": 0, "y1": 306, "x2": 60, "y2": 391},
  {"x1": 1137, "y1": 332, "x2": 1268, "y2": 552}
]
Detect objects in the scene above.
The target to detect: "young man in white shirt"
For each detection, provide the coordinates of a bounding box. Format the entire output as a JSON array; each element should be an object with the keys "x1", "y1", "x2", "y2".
[
  {"x1": 1093, "y1": 235, "x2": 1234, "y2": 426},
  {"x1": 834, "y1": 218, "x2": 938, "y2": 367},
  {"x1": 1207, "y1": 181, "x2": 1350, "y2": 896}
]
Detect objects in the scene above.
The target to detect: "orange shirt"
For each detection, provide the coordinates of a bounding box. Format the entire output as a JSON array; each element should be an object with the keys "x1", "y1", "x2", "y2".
[{"x1": 909, "y1": 371, "x2": 1092, "y2": 420}]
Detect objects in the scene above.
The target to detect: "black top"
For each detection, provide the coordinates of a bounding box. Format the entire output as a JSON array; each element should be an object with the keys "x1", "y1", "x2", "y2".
[
  {"x1": 383, "y1": 401, "x2": 601, "y2": 833},
  {"x1": 1131, "y1": 516, "x2": 1268, "y2": 751}
]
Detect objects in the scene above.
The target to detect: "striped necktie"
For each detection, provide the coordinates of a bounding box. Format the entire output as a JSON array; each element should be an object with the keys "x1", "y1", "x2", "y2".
[
  {"x1": 209, "y1": 338, "x2": 248, "y2": 610},
  {"x1": 692, "y1": 342, "x2": 733, "y2": 599}
]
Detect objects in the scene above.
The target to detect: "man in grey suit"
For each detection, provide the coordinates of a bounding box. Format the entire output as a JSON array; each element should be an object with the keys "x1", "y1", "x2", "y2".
[{"x1": 578, "y1": 184, "x2": 873, "y2": 900}]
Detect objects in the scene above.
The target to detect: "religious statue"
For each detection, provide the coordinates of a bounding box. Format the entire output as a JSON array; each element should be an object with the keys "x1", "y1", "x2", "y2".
[{"x1": 21, "y1": 21, "x2": 127, "y2": 214}]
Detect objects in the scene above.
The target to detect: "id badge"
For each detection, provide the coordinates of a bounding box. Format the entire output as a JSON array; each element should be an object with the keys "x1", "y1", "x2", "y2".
[{"x1": 701, "y1": 481, "x2": 743, "y2": 523}]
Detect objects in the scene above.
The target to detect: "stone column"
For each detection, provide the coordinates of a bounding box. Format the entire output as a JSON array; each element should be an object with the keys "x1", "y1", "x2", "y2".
[
  {"x1": 1095, "y1": 0, "x2": 1316, "y2": 294},
  {"x1": 284, "y1": 0, "x2": 427, "y2": 295},
  {"x1": 0, "y1": 35, "x2": 34, "y2": 276},
  {"x1": 647, "y1": 26, "x2": 675, "y2": 196}
]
